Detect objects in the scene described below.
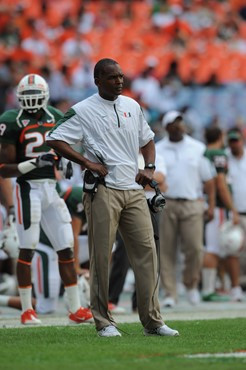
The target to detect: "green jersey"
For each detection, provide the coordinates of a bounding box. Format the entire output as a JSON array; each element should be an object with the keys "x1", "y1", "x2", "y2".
[
  {"x1": 0, "y1": 106, "x2": 63, "y2": 181},
  {"x1": 204, "y1": 148, "x2": 228, "y2": 208},
  {"x1": 40, "y1": 186, "x2": 85, "y2": 247}
]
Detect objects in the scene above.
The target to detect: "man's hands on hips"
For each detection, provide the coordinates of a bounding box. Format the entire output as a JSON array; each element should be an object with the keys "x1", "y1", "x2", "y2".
[
  {"x1": 136, "y1": 168, "x2": 154, "y2": 187},
  {"x1": 86, "y1": 161, "x2": 108, "y2": 177}
]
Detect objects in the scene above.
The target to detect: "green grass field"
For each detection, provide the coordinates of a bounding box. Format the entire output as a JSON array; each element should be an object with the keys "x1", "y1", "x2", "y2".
[{"x1": 0, "y1": 319, "x2": 246, "y2": 370}]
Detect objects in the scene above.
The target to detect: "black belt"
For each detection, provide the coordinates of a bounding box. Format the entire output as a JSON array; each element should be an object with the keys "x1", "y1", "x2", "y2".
[
  {"x1": 166, "y1": 197, "x2": 191, "y2": 202},
  {"x1": 98, "y1": 177, "x2": 106, "y2": 185},
  {"x1": 239, "y1": 212, "x2": 246, "y2": 216}
]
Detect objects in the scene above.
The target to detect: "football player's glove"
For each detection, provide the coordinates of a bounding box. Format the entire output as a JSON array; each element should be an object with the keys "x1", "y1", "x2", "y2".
[
  {"x1": 35, "y1": 153, "x2": 58, "y2": 168},
  {"x1": 1, "y1": 215, "x2": 19, "y2": 258},
  {"x1": 18, "y1": 153, "x2": 58, "y2": 174}
]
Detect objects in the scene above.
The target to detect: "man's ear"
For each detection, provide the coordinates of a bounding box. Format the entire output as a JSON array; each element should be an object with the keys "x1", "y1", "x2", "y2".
[{"x1": 94, "y1": 77, "x2": 99, "y2": 87}]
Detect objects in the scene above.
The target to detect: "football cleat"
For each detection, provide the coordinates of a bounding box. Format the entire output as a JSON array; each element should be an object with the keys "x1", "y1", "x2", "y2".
[
  {"x1": 144, "y1": 324, "x2": 179, "y2": 337},
  {"x1": 98, "y1": 325, "x2": 122, "y2": 337},
  {"x1": 162, "y1": 296, "x2": 175, "y2": 308},
  {"x1": 69, "y1": 307, "x2": 93, "y2": 324},
  {"x1": 108, "y1": 303, "x2": 126, "y2": 314},
  {"x1": 202, "y1": 292, "x2": 230, "y2": 302},
  {"x1": 187, "y1": 288, "x2": 201, "y2": 305},
  {"x1": 230, "y1": 286, "x2": 244, "y2": 302},
  {"x1": 21, "y1": 309, "x2": 41, "y2": 325}
]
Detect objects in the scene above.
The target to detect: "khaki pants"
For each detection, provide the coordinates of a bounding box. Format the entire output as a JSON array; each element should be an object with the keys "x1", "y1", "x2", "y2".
[
  {"x1": 83, "y1": 185, "x2": 163, "y2": 330},
  {"x1": 159, "y1": 199, "x2": 204, "y2": 299}
]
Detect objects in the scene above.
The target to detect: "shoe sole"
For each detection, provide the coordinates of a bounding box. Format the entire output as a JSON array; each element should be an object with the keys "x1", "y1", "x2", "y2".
[
  {"x1": 69, "y1": 319, "x2": 92, "y2": 325},
  {"x1": 144, "y1": 331, "x2": 179, "y2": 337},
  {"x1": 21, "y1": 321, "x2": 41, "y2": 325},
  {"x1": 98, "y1": 333, "x2": 122, "y2": 337},
  {"x1": 202, "y1": 298, "x2": 230, "y2": 302}
]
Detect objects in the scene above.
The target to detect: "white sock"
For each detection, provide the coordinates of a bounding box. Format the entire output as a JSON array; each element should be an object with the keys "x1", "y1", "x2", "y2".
[
  {"x1": 202, "y1": 268, "x2": 217, "y2": 296},
  {"x1": 18, "y1": 287, "x2": 33, "y2": 312},
  {"x1": 65, "y1": 285, "x2": 81, "y2": 313},
  {"x1": 0, "y1": 295, "x2": 10, "y2": 306}
]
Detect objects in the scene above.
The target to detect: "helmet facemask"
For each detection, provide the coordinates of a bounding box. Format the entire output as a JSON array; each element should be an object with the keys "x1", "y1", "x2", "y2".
[{"x1": 16, "y1": 74, "x2": 49, "y2": 114}]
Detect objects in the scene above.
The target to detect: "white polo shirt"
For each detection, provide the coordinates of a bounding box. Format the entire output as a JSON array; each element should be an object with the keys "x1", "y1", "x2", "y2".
[
  {"x1": 47, "y1": 93, "x2": 154, "y2": 190},
  {"x1": 227, "y1": 148, "x2": 246, "y2": 212},
  {"x1": 156, "y1": 135, "x2": 213, "y2": 200}
]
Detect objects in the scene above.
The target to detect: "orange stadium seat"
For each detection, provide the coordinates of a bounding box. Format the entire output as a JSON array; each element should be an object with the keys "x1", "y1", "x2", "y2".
[
  {"x1": 21, "y1": 1, "x2": 42, "y2": 19},
  {"x1": 230, "y1": 0, "x2": 245, "y2": 11},
  {"x1": 0, "y1": 0, "x2": 246, "y2": 90},
  {"x1": 178, "y1": 53, "x2": 196, "y2": 83},
  {"x1": 216, "y1": 53, "x2": 245, "y2": 83},
  {"x1": 131, "y1": 1, "x2": 152, "y2": 20},
  {"x1": 239, "y1": 22, "x2": 246, "y2": 38}
]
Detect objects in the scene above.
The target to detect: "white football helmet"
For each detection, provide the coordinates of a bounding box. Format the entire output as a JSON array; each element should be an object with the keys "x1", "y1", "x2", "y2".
[
  {"x1": 16, "y1": 74, "x2": 49, "y2": 113},
  {"x1": 219, "y1": 221, "x2": 244, "y2": 256}
]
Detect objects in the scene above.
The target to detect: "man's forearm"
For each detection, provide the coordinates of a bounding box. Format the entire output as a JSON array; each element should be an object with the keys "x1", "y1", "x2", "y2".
[
  {"x1": 204, "y1": 178, "x2": 215, "y2": 209},
  {"x1": 0, "y1": 178, "x2": 14, "y2": 209},
  {"x1": 47, "y1": 140, "x2": 88, "y2": 168},
  {"x1": 0, "y1": 163, "x2": 22, "y2": 178},
  {"x1": 141, "y1": 140, "x2": 156, "y2": 166},
  {"x1": 217, "y1": 175, "x2": 236, "y2": 211}
]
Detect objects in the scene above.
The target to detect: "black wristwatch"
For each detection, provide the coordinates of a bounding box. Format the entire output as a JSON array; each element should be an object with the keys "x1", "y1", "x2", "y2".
[{"x1": 144, "y1": 163, "x2": 156, "y2": 170}]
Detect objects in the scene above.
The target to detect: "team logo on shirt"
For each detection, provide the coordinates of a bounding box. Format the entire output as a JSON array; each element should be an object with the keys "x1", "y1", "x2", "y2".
[
  {"x1": 124, "y1": 112, "x2": 131, "y2": 118},
  {"x1": 22, "y1": 120, "x2": 30, "y2": 127}
]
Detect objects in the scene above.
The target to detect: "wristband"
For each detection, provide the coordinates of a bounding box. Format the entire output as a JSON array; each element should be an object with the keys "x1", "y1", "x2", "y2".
[
  {"x1": 144, "y1": 163, "x2": 156, "y2": 170},
  {"x1": 17, "y1": 159, "x2": 36, "y2": 174}
]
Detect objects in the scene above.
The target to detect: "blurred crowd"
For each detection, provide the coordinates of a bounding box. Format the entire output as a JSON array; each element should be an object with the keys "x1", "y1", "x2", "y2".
[{"x1": 1, "y1": 0, "x2": 246, "y2": 136}]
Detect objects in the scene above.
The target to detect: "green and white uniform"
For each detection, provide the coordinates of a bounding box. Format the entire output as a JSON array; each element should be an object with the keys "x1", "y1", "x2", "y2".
[
  {"x1": 204, "y1": 148, "x2": 229, "y2": 256},
  {"x1": 0, "y1": 107, "x2": 73, "y2": 252},
  {"x1": 0, "y1": 107, "x2": 61, "y2": 180}
]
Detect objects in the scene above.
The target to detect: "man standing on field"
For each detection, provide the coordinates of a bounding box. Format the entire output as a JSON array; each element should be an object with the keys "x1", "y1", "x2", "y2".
[{"x1": 46, "y1": 58, "x2": 179, "y2": 338}]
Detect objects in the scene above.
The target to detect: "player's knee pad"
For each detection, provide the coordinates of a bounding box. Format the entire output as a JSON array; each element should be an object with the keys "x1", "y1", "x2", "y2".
[
  {"x1": 54, "y1": 222, "x2": 74, "y2": 252},
  {"x1": 47, "y1": 199, "x2": 73, "y2": 251}
]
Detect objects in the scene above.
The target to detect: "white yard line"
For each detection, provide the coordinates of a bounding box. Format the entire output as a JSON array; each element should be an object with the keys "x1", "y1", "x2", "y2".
[{"x1": 185, "y1": 352, "x2": 246, "y2": 358}]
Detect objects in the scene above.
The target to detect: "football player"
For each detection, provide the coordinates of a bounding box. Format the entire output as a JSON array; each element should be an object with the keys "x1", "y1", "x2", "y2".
[
  {"x1": 0, "y1": 74, "x2": 92, "y2": 325},
  {"x1": 202, "y1": 127, "x2": 241, "y2": 302},
  {"x1": 0, "y1": 186, "x2": 90, "y2": 314}
]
